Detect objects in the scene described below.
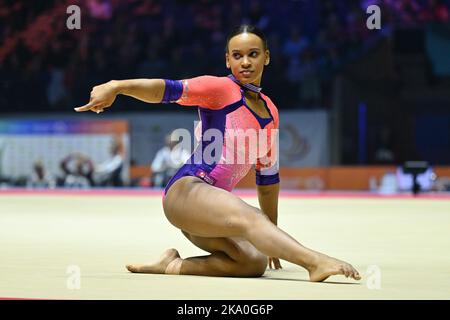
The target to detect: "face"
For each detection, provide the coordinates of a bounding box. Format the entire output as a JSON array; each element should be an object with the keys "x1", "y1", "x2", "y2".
[{"x1": 226, "y1": 32, "x2": 270, "y2": 85}]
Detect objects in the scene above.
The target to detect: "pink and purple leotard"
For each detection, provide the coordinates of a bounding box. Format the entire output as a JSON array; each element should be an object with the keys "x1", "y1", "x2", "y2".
[{"x1": 162, "y1": 75, "x2": 279, "y2": 194}]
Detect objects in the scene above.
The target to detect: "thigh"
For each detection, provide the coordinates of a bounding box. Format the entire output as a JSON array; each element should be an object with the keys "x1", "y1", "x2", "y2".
[{"x1": 163, "y1": 176, "x2": 260, "y2": 238}]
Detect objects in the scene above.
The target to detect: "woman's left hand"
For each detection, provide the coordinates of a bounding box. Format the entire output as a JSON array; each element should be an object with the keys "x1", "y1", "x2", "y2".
[{"x1": 268, "y1": 257, "x2": 282, "y2": 270}]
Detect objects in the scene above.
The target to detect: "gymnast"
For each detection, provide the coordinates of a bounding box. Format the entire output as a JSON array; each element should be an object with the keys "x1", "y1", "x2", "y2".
[{"x1": 75, "y1": 25, "x2": 361, "y2": 282}]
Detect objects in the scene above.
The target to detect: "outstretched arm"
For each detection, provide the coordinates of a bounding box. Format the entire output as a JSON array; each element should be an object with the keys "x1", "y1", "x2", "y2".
[
  {"x1": 74, "y1": 76, "x2": 240, "y2": 113},
  {"x1": 74, "y1": 79, "x2": 166, "y2": 113}
]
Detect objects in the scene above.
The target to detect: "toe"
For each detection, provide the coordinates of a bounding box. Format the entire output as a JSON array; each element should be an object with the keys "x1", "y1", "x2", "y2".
[
  {"x1": 350, "y1": 270, "x2": 356, "y2": 279},
  {"x1": 126, "y1": 264, "x2": 137, "y2": 273},
  {"x1": 349, "y1": 266, "x2": 360, "y2": 280},
  {"x1": 339, "y1": 265, "x2": 348, "y2": 277},
  {"x1": 345, "y1": 266, "x2": 353, "y2": 278},
  {"x1": 341, "y1": 265, "x2": 349, "y2": 277}
]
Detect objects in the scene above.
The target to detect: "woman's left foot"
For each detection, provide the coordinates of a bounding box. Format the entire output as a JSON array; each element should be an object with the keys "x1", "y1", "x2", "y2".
[
  {"x1": 308, "y1": 254, "x2": 361, "y2": 282},
  {"x1": 126, "y1": 248, "x2": 180, "y2": 274}
]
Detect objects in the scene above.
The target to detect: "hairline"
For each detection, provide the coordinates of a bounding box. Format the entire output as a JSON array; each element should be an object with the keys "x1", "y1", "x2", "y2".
[{"x1": 226, "y1": 32, "x2": 267, "y2": 53}]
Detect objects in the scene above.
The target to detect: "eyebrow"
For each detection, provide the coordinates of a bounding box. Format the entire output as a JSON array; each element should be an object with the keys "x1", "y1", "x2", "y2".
[{"x1": 231, "y1": 48, "x2": 261, "y2": 52}]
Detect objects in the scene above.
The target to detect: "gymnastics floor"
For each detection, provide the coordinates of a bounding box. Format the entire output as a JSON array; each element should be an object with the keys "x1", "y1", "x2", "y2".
[{"x1": 1, "y1": 189, "x2": 449, "y2": 300}]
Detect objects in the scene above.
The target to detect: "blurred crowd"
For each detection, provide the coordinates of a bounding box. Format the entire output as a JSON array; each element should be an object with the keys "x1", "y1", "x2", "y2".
[
  {"x1": 27, "y1": 147, "x2": 124, "y2": 189},
  {"x1": 1, "y1": 0, "x2": 448, "y2": 113},
  {"x1": 0, "y1": 133, "x2": 189, "y2": 189},
  {"x1": 0, "y1": 138, "x2": 126, "y2": 189}
]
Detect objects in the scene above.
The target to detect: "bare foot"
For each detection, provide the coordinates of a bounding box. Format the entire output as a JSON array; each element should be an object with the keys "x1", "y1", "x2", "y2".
[
  {"x1": 308, "y1": 254, "x2": 361, "y2": 282},
  {"x1": 126, "y1": 248, "x2": 180, "y2": 274}
]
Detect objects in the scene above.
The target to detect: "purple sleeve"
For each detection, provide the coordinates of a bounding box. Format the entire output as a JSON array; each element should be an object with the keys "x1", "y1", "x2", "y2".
[
  {"x1": 161, "y1": 80, "x2": 183, "y2": 103},
  {"x1": 255, "y1": 171, "x2": 280, "y2": 186}
]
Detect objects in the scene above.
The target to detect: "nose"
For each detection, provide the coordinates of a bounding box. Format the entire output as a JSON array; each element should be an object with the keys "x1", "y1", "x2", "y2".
[{"x1": 241, "y1": 56, "x2": 251, "y2": 68}]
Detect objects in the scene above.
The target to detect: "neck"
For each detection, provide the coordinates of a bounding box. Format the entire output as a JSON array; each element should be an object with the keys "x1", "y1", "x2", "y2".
[
  {"x1": 228, "y1": 74, "x2": 262, "y2": 96},
  {"x1": 245, "y1": 90, "x2": 260, "y2": 100},
  {"x1": 249, "y1": 76, "x2": 262, "y2": 87}
]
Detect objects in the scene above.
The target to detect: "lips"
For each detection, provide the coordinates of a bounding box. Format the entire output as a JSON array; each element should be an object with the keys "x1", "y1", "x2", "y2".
[{"x1": 240, "y1": 70, "x2": 253, "y2": 77}]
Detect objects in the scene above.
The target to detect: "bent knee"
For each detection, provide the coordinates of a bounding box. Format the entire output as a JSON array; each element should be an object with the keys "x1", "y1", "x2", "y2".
[
  {"x1": 252, "y1": 253, "x2": 268, "y2": 276},
  {"x1": 239, "y1": 252, "x2": 268, "y2": 277}
]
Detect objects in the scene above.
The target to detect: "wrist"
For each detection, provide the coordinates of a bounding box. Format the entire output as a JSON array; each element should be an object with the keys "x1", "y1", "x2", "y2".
[{"x1": 108, "y1": 80, "x2": 121, "y2": 95}]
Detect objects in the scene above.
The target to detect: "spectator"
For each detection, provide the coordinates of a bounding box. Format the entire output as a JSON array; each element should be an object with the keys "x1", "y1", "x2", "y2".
[
  {"x1": 298, "y1": 49, "x2": 321, "y2": 106},
  {"x1": 282, "y1": 27, "x2": 310, "y2": 62},
  {"x1": 94, "y1": 137, "x2": 125, "y2": 187},
  {"x1": 1, "y1": 0, "x2": 447, "y2": 113},
  {"x1": 60, "y1": 153, "x2": 95, "y2": 188},
  {"x1": 248, "y1": 0, "x2": 270, "y2": 30},
  {"x1": 27, "y1": 160, "x2": 56, "y2": 189},
  {"x1": 151, "y1": 133, "x2": 190, "y2": 188},
  {"x1": 46, "y1": 66, "x2": 69, "y2": 109}
]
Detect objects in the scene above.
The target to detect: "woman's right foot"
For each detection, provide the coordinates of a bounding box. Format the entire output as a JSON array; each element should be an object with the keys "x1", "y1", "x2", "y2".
[
  {"x1": 126, "y1": 248, "x2": 180, "y2": 274},
  {"x1": 308, "y1": 254, "x2": 361, "y2": 282}
]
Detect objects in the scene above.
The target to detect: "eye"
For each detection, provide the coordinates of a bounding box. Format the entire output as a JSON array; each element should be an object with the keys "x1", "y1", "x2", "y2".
[
  {"x1": 250, "y1": 51, "x2": 258, "y2": 57},
  {"x1": 233, "y1": 53, "x2": 241, "y2": 59}
]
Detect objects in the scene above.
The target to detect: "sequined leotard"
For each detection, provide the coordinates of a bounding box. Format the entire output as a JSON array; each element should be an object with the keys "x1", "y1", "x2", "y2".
[{"x1": 161, "y1": 75, "x2": 279, "y2": 195}]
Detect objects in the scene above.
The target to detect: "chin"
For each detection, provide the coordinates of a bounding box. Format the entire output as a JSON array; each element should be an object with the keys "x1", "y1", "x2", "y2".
[
  {"x1": 231, "y1": 70, "x2": 260, "y2": 84},
  {"x1": 237, "y1": 75, "x2": 255, "y2": 84}
]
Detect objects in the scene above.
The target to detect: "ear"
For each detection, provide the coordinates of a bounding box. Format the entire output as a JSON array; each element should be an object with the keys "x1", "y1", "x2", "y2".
[
  {"x1": 225, "y1": 53, "x2": 230, "y2": 69},
  {"x1": 264, "y1": 50, "x2": 270, "y2": 66}
]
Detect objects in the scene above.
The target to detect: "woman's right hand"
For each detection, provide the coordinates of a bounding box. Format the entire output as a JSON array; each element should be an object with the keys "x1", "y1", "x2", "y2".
[
  {"x1": 268, "y1": 257, "x2": 282, "y2": 270},
  {"x1": 74, "y1": 81, "x2": 118, "y2": 113}
]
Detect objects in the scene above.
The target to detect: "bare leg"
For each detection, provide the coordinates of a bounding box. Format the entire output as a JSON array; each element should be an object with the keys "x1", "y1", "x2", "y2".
[
  {"x1": 126, "y1": 248, "x2": 180, "y2": 274},
  {"x1": 127, "y1": 232, "x2": 268, "y2": 277},
  {"x1": 179, "y1": 233, "x2": 267, "y2": 277},
  {"x1": 161, "y1": 177, "x2": 361, "y2": 282}
]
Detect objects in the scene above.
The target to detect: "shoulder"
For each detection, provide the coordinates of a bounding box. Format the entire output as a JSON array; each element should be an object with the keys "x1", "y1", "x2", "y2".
[
  {"x1": 184, "y1": 75, "x2": 237, "y2": 89},
  {"x1": 179, "y1": 75, "x2": 241, "y2": 110}
]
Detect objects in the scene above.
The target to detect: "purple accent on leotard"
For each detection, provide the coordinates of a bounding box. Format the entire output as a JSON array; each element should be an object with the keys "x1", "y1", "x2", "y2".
[
  {"x1": 243, "y1": 95, "x2": 273, "y2": 129},
  {"x1": 161, "y1": 79, "x2": 183, "y2": 103},
  {"x1": 197, "y1": 108, "x2": 225, "y2": 167},
  {"x1": 255, "y1": 172, "x2": 280, "y2": 185},
  {"x1": 164, "y1": 99, "x2": 244, "y2": 194},
  {"x1": 232, "y1": 82, "x2": 273, "y2": 129},
  {"x1": 162, "y1": 76, "x2": 279, "y2": 195}
]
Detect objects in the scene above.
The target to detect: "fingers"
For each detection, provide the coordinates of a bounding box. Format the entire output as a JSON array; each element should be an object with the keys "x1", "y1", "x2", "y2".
[
  {"x1": 273, "y1": 258, "x2": 281, "y2": 270},
  {"x1": 275, "y1": 260, "x2": 282, "y2": 269},
  {"x1": 74, "y1": 102, "x2": 105, "y2": 113},
  {"x1": 91, "y1": 105, "x2": 105, "y2": 114},
  {"x1": 74, "y1": 101, "x2": 96, "y2": 112},
  {"x1": 268, "y1": 258, "x2": 282, "y2": 270}
]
